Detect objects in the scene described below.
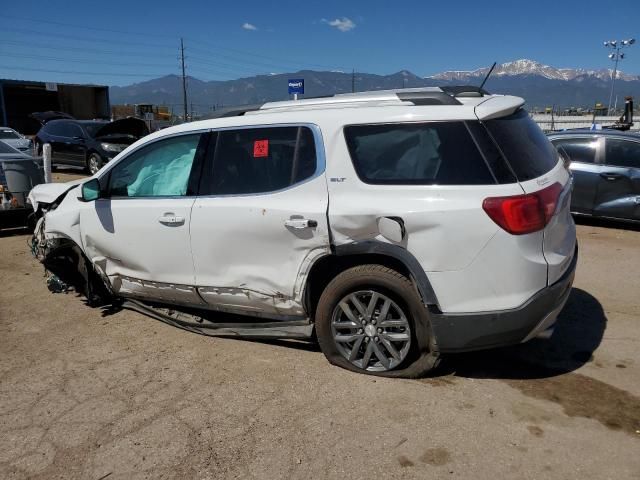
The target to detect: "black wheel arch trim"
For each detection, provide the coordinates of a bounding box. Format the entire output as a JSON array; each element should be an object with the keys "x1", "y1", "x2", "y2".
[{"x1": 333, "y1": 241, "x2": 440, "y2": 308}]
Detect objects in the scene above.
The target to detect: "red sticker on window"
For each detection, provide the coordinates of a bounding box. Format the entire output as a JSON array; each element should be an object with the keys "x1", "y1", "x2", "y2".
[{"x1": 253, "y1": 139, "x2": 269, "y2": 158}]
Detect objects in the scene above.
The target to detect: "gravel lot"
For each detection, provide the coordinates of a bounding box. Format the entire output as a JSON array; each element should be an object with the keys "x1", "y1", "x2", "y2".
[{"x1": 1, "y1": 170, "x2": 639, "y2": 479}]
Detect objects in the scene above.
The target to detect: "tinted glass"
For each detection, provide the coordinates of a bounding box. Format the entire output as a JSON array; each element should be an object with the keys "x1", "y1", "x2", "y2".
[
  {"x1": 344, "y1": 122, "x2": 495, "y2": 185},
  {"x1": 84, "y1": 122, "x2": 108, "y2": 137},
  {"x1": 0, "y1": 129, "x2": 21, "y2": 139},
  {"x1": 484, "y1": 109, "x2": 559, "y2": 181},
  {"x1": 108, "y1": 134, "x2": 200, "y2": 197},
  {"x1": 45, "y1": 122, "x2": 67, "y2": 136},
  {"x1": 466, "y1": 121, "x2": 517, "y2": 184},
  {"x1": 551, "y1": 138, "x2": 598, "y2": 164},
  {"x1": 210, "y1": 126, "x2": 317, "y2": 195},
  {"x1": 604, "y1": 138, "x2": 640, "y2": 168},
  {"x1": 64, "y1": 124, "x2": 83, "y2": 138}
]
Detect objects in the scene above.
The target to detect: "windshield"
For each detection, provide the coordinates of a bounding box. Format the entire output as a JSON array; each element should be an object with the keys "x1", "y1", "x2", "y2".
[
  {"x1": 83, "y1": 122, "x2": 109, "y2": 138},
  {"x1": 0, "y1": 129, "x2": 21, "y2": 139}
]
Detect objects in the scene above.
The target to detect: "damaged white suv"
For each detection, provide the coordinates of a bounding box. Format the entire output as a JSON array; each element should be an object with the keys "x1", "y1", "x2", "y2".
[{"x1": 29, "y1": 87, "x2": 577, "y2": 377}]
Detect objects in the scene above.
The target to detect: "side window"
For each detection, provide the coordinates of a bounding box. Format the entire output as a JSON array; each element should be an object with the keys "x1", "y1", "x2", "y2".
[
  {"x1": 604, "y1": 138, "x2": 640, "y2": 168},
  {"x1": 46, "y1": 123, "x2": 66, "y2": 136},
  {"x1": 344, "y1": 122, "x2": 495, "y2": 185},
  {"x1": 58, "y1": 123, "x2": 77, "y2": 138},
  {"x1": 107, "y1": 134, "x2": 201, "y2": 197},
  {"x1": 68, "y1": 124, "x2": 84, "y2": 138},
  {"x1": 209, "y1": 126, "x2": 317, "y2": 195},
  {"x1": 551, "y1": 138, "x2": 598, "y2": 164}
]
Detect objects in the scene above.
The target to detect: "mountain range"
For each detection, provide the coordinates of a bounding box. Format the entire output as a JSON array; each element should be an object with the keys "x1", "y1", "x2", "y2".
[{"x1": 109, "y1": 59, "x2": 640, "y2": 112}]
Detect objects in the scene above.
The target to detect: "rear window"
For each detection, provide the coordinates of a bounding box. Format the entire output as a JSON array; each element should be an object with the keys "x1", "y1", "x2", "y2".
[
  {"x1": 484, "y1": 109, "x2": 558, "y2": 181},
  {"x1": 344, "y1": 122, "x2": 495, "y2": 185}
]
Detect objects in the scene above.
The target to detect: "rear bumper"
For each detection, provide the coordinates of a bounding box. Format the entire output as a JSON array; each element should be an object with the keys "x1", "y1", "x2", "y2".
[{"x1": 430, "y1": 245, "x2": 578, "y2": 353}]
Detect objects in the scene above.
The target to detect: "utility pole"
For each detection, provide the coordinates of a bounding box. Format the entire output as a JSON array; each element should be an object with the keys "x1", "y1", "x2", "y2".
[
  {"x1": 180, "y1": 37, "x2": 188, "y2": 122},
  {"x1": 352, "y1": 69, "x2": 355, "y2": 93}
]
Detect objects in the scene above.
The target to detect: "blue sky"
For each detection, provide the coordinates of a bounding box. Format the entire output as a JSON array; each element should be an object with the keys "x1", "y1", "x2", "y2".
[{"x1": 1, "y1": 0, "x2": 639, "y2": 86}]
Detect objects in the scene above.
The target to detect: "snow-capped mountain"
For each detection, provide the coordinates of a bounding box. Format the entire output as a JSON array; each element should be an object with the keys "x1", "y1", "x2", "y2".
[{"x1": 429, "y1": 59, "x2": 640, "y2": 82}]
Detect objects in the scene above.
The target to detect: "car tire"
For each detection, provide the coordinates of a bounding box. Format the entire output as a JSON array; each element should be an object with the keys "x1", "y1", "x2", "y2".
[
  {"x1": 86, "y1": 153, "x2": 103, "y2": 175},
  {"x1": 315, "y1": 264, "x2": 440, "y2": 378}
]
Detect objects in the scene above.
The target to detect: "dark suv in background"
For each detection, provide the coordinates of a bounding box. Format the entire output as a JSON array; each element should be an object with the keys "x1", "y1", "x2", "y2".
[{"x1": 34, "y1": 118, "x2": 149, "y2": 174}]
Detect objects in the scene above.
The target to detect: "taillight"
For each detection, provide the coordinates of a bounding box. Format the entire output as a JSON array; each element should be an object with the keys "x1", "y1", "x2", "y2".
[{"x1": 483, "y1": 182, "x2": 563, "y2": 235}]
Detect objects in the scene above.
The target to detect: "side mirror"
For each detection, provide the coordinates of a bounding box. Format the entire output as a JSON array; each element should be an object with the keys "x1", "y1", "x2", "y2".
[{"x1": 81, "y1": 178, "x2": 101, "y2": 202}]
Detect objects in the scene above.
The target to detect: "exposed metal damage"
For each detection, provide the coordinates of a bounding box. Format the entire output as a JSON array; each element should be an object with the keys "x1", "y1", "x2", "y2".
[{"x1": 121, "y1": 299, "x2": 314, "y2": 340}]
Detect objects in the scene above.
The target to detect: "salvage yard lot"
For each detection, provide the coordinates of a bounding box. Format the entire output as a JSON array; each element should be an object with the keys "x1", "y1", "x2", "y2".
[{"x1": 1, "y1": 172, "x2": 639, "y2": 479}]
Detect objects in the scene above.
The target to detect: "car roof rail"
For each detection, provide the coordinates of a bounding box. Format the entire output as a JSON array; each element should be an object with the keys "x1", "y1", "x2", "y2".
[
  {"x1": 396, "y1": 91, "x2": 461, "y2": 105},
  {"x1": 258, "y1": 87, "x2": 463, "y2": 111},
  {"x1": 202, "y1": 104, "x2": 265, "y2": 119}
]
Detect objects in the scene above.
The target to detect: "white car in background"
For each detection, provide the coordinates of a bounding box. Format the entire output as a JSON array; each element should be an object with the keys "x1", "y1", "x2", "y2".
[
  {"x1": 28, "y1": 87, "x2": 577, "y2": 377},
  {"x1": 0, "y1": 127, "x2": 33, "y2": 153}
]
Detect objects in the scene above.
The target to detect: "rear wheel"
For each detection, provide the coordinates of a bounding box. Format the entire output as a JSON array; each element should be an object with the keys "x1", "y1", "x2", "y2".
[
  {"x1": 87, "y1": 153, "x2": 103, "y2": 175},
  {"x1": 315, "y1": 264, "x2": 439, "y2": 377}
]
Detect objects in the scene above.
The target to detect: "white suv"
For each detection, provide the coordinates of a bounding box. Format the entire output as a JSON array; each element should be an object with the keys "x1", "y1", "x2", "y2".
[{"x1": 29, "y1": 87, "x2": 577, "y2": 377}]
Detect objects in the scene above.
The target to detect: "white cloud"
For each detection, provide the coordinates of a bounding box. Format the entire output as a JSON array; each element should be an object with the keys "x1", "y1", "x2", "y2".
[
  {"x1": 242, "y1": 22, "x2": 257, "y2": 31},
  {"x1": 322, "y1": 17, "x2": 356, "y2": 32}
]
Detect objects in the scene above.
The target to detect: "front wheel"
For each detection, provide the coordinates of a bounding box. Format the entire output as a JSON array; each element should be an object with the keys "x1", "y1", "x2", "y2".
[
  {"x1": 86, "y1": 153, "x2": 103, "y2": 175},
  {"x1": 315, "y1": 264, "x2": 440, "y2": 378}
]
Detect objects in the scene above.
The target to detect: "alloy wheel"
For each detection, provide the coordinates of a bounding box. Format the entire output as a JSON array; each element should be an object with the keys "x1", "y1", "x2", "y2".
[
  {"x1": 331, "y1": 290, "x2": 411, "y2": 372},
  {"x1": 88, "y1": 155, "x2": 101, "y2": 175}
]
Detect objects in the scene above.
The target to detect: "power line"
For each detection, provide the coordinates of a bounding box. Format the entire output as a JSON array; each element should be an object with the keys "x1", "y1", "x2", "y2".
[
  {"x1": 0, "y1": 65, "x2": 168, "y2": 78},
  {"x1": 1, "y1": 15, "x2": 346, "y2": 71},
  {"x1": 1, "y1": 27, "x2": 177, "y2": 50},
  {"x1": 186, "y1": 38, "x2": 345, "y2": 71},
  {"x1": 0, "y1": 52, "x2": 177, "y2": 69},
  {"x1": 0, "y1": 40, "x2": 178, "y2": 58},
  {"x1": 0, "y1": 13, "x2": 175, "y2": 39}
]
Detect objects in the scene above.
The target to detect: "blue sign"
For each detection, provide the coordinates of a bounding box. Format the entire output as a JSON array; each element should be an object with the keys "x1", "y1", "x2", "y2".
[{"x1": 288, "y1": 79, "x2": 304, "y2": 95}]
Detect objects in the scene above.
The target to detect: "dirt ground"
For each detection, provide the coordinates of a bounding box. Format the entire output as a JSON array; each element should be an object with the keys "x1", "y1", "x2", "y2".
[{"x1": 1, "y1": 170, "x2": 639, "y2": 479}]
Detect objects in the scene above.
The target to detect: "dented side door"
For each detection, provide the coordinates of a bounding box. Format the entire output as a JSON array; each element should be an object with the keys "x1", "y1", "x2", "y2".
[{"x1": 189, "y1": 124, "x2": 330, "y2": 318}]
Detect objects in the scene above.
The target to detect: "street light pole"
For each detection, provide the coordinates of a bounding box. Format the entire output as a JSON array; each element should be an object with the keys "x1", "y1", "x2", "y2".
[{"x1": 604, "y1": 38, "x2": 635, "y2": 115}]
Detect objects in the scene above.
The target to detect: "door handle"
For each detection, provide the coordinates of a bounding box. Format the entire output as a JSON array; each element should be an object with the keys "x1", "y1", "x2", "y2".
[
  {"x1": 158, "y1": 214, "x2": 185, "y2": 226},
  {"x1": 600, "y1": 172, "x2": 623, "y2": 181},
  {"x1": 284, "y1": 218, "x2": 318, "y2": 229}
]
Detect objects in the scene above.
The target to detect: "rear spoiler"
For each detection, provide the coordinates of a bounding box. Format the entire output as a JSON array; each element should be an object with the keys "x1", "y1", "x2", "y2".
[{"x1": 474, "y1": 95, "x2": 525, "y2": 121}]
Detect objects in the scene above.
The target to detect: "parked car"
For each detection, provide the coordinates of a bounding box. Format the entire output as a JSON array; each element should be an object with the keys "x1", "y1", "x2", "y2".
[
  {"x1": 548, "y1": 130, "x2": 640, "y2": 222},
  {"x1": 0, "y1": 127, "x2": 33, "y2": 153},
  {"x1": 0, "y1": 141, "x2": 43, "y2": 229},
  {"x1": 34, "y1": 117, "x2": 149, "y2": 174},
  {"x1": 28, "y1": 87, "x2": 577, "y2": 377}
]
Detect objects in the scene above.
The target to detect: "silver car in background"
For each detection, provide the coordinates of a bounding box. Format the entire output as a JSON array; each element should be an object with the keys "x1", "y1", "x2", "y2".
[
  {"x1": 548, "y1": 130, "x2": 640, "y2": 222},
  {"x1": 0, "y1": 127, "x2": 33, "y2": 153}
]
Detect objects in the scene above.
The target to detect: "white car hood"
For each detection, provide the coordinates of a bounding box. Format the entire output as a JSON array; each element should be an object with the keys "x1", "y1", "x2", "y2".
[{"x1": 28, "y1": 179, "x2": 85, "y2": 210}]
